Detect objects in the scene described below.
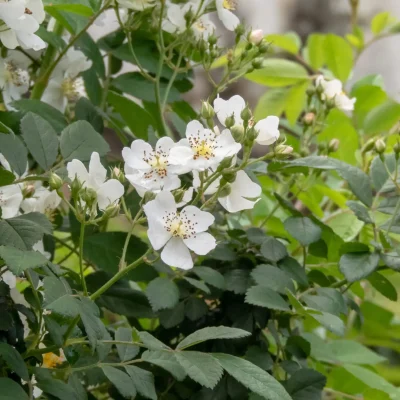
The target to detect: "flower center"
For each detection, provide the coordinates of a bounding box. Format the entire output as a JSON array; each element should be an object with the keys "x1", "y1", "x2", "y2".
[
  {"x1": 162, "y1": 210, "x2": 197, "y2": 239},
  {"x1": 194, "y1": 20, "x2": 206, "y2": 32},
  {"x1": 188, "y1": 130, "x2": 218, "y2": 160},
  {"x1": 42, "y1": 352, "x2": 64, "y2": 368},
  {"x1": 223, "y1": 0, "x2": 237, "y2": 10},
  {"x1": 61, "y1": 77, "x2": 86, "y2": 102},
  {"x1": 4, "y1": 62, "x2": 29, "y2": 87},
  {"x1": 143, "y1": 150, "x2": 169, "y2": 180}
]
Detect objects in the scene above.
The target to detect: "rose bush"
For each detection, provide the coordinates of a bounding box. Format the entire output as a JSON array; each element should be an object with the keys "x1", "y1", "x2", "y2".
[{"x1": 0, "y1": 0, "x2": 400, "y2": 399}]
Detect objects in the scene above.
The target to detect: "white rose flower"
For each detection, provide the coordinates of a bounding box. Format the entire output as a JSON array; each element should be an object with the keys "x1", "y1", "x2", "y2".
[
  {"x1": 214, "y1": 95, "x2": 245, "y2": 129},
  {"x1": 316, "y1": 75, "x2": 356, "y2": 112},
  {"x1": 169, "y1": 120, "x2": 241, "y2": 171},
  {"x1": 67, "y1": 152, "x2": 124, "y2": 211},
  {"x1": 123, "y1": 137, "x2": 186, "y2": 197},
  {"x1": 0, "y1": 0, "x2": 45, "y2": 51},
  {"x1": 143, "y1": 191, "x2": 216, "y2": 270},
  {"x1": 254, "y1": 116, "x2": 280, "y2": 146},
  {"x1": 21, "y1": 186, "x2": 61, "y2": 215},
  {"x1": 42, "y1": 48, "x2": 92, "y2": 112},
  {"x1": 117, "y1": 0, "x2": 155, "y2": 11},
  {"x1": 216, "y1": 0, "x2": 240, "y2": 31}
]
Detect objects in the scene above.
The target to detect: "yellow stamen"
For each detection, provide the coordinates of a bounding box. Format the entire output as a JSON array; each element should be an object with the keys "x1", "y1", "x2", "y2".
[{"x1": 223, "y1": 0, "x2": 237, "y2": 11}]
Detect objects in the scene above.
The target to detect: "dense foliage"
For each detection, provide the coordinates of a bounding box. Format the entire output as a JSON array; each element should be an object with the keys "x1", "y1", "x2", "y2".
[{"x1": 1, "y1": 0, "x2": 400, "y2": 399}]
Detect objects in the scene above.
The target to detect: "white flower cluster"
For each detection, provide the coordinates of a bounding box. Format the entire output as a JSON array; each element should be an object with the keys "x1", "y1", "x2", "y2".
[
  {"x1": 121, "y1": 95, "x2": 280, "y2": 269},
  {"x1": 316, "y1": 76, "x2": 356, "y2": 112}
]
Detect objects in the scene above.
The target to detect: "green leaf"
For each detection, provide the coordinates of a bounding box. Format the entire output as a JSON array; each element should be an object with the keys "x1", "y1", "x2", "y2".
[
  {"x1": 142, "y1": 350, "x2": 186, "y2": 381},
  {"x1": 368, "y1": 272, "x2": 398, "y2": 301},
  {"x1": 245, "y1": 346, "x2": 273, "y2": 371},
  {"x1": 0, "y1": 213, "x2": 52, "y2": 250},
  {"x1": 303, "y1": 288, "x2": 347, "y2": 316},
  {"x1": 364, "y1": 101, "x2": 400, "y2": 134},
  {"x1": 224, "y1": 269, "x2": 251, "y2": 294},
  {"x1": 137, "y1": 331, "x2": 170, "y2": 351},
  {"x1": 185, "y1": 297, "x2": 208, "y2": 321},
  {"x1": 184, "y1": 277, "x2": 210, "y2": 294},
  {"x1": 102, "y1": 366, "x2": 136, "y2": 398},
  {"x1": 279, "y1": 257, "x2": 308, "y2": 287},
  {"x1": 0, "y1": 343, "x2": 29, "y2": 380},
  {"x1": 0, "y1": 169, "x2": 15, "y2": 187},
  {"x1": 339, "y1": 252, "x2": 380, "y2": 282},
  {"x1": 352, "y1": 85, "x2": 387, "y2": 127},
  {"x1": 307, "y1": 34, "x2": 325, "y2": 69},
  {"x1": 370, "y1": 154, "x2": 397, "y2": 192},
  {"x1": 146, "y1": 277, "x2": 179, "y2": 311},
  {"x1": 44, "y1": 0, "x2": 93, "y2": 16},
  {"x1": 0, "y1": 134, "x2": 27, "y2": 176},
  {"x1": 60, "y1": 121, "x2": 109, "y2": 161},
  {"x1": 254, "y1": 88, "x2": 287, "y2": 120},
  {"x1": 309, "y1": 311, "x2": 345, "y2": 336},
  {"x1": 246, "y1": 59, "x2": 309, "y2": 87},
  {"x1": 177, "y1": 326, "x2": 251, "y2": 350},
  {"x1": 125, "y1": 366, "x2": 157, "y2": 400},
  {"x1": 108, "y1": 91, "x2": 154, "y2": 140},
  {"x1": 115, "y1": 327, "x2": 140, "y2": 362},
  {"x1": 284, "y1": 217, "x2": 322, "y2": 246},
  {"x1": 260, "y1": 237, "x2": 288, "y2": 263},
  {"x1": 347, "y1": 201, "x2": 373, "y2": 224},
  {"x1": 213, "y1": 353, "x2": 292, "y2": 400},
  {"x1": 285, "y1": 368, "x2": 326, "y2": 400},
  {"x1": 288, "y1": 156, "x2": 373, "y2": 206},
  {"x1": 0, "y1": 378, "x2": 29, "y2": 400},
  {"x1": 75, "y1": 97, "x2": 104, "y2": 133},
  {"x1": 328, "y1": 213, "x2": 364, "y2": 241},
  {"x1": 245, "y1": 286, "x2": 290, "y2": 311},
  {"x1": 328, "y1": 340, "x2": 386, "y2": 365},
  {"x1": 266, "y1": 33, "x2": 300, "y2": 54},
  {"x1": 285, "y1": 82, "x2": 308, "y2": 125},
  {"x1": 371, "y1": 11, "x2": 393, "y2": 34},
  {"x1": 43, "y1": 277, "x2": 80, "y2": 317},
  {"x1": 324, "y1": 34, "x2": 353, "y2": 81},
  {"x1": 21, "y1": 112, "x2": 59, "y2": 171},
  {"x1": 175, "y1": 351, "x2": 223, "y2": 389},
  {"x1": 193, "y1": 266, "x2": 225, "y2": 289},
  {"x1": 12, "y1": 99, "x2": 68, "y2": 133},
  {"x1": 159, "y1": 302, "x2": 185, "y2": 328},
  {"x1": 0, "y1": 246, "x2": 48, "y2": 275},
  {"x1": 35, "y1": 368, "x2": 80, "y2": 400},
  {"x1": 76, "y1": 32, "x2": 105, "y2": 79},
  {"x1": 364, "y1": 389, "x2": 391, "y2": 400},
  {"x1": 251, "y1": 264, "x2": 295, "y2": 294}
]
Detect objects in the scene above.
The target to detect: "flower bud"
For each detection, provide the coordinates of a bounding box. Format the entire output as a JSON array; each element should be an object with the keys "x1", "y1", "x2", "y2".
[
  {"x1": 245, "y1": 42, "x2": 253, "y2": 51},
  {"x1": 258, "y1": 43, "x2": 269, "y2": 54},
  {"x1": 217, "y1": 156, "x2": 234, "y2": 171},
  {"x1": 240, "y1": 106, "x2": 252, "y2": 122},
  {"x1": 362, "y1": 138, "x2": 375, "y2": 153},
  {"x1": 174, "y1": 189, "x2": 186, "y2": 204},
  {"x1": 326, "y1": 98, "x2": 335, "y2": 109},
  {"x1": 218, "y1": 184, "x2": 232, "y2": 198},
  {"x1": 23, "y1": 184, "x2": 35, "y2": 198},
  {"x1": 328, "y1": 138, "x2": 340, "y2": 153},
  {"x1": 394, "y1": 142, "x2": 400, "y2": 154},
  {"x1": 184, "y1": 8, "x2": 194, "y2": 23},
  {"x1": 375, "y1": 139, "x2": 386, "y2": 154},
  {"x1": 306, "y1": 87, "x2": 316, "y2": 97},
  {"x1": 252, "y1": 58, "x2": 264, "y2": 69},
  {"x1": 142, "y1": 191, "x2": 156, "y2": 203},
  {"x1": 200, "y1": 101, "x2": 215, "y2": 119},
  {"x1": 210, "y1": 49, "x2": 219, "y2": 60},
  {"x1": 246, "y1": 126, "x2": 258, "y2": 142},
  {"x1": 222, "y1": 171, "x2": 237, "y2": 183},
  {"x1": 231, "y1": 125, "x2": 244, "y2": 142},
  {"x1": 249, "y1": 29, "x2": 264, "y2": 45},
  {"x1": 103, "y1": 203, "x2": 120, "y2": 219},
  {"x1": 225, "y1": 114, "x2": 235, "y2": 129},
  {"x1": 303, "y1": 112, "x2": 315, "y2": 125},
  {"x1": 49, "y1": 173, "x2": 63, "y2": 191},
  {"x1": 208, "y1": 34, "x2": 217, "y2": 46},
  {"x1": 80, "y1": 187, "x2": 97, "y2": 206},
  {"x1": 112, "y1": 167, "x2": 125, "y2": 184},
  {"x1": 275, "y1": 145, "x2": 293, "y2": 155},
  {"x1": 234, "y1": 23, "x2": 245, "y2": 38}
]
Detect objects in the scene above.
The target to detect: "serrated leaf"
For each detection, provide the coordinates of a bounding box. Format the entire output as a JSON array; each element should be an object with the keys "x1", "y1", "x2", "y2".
[
  {"x1": 102, "y1": 366, "x2": 136, "y2": 398},
  {"x1": 184, "y1": 277, "x2": 210, "y2": 294},
  {"x1": 260, "y1": 237, "x2": 288, "y2": 263},
  {"x1": 245, "y1": 286, "x2": 290, "y2": 311},
  {"x1": 308, "y1": 311, "x2": 345, "y2": 336},
  {"x1": 159, "y1": 302, "x2": 185, "y2": 328},
  {"x1": 175, "y1": 351, "x2": 223, "y2": 389},
  {"x1": 60, "y1": 120, "x2": 109, "y2": 162},
  {"x1": 0, "y1": 378, "x2": 29, "y2": 400},
  {"x1": 0, "y1": 213, "x2": 52, "y2": 250},
  {"x1": 115, "y1": 327, "x2": 140, "y2": 362},
  {"x1": 137, "y1": 331, "x2": 170, "y2": 351},
  {"x1": 339, "y1": 252, "x2": 380, "y2": 282},
  {"x1": 324, "y1": 34, "x2": 353, "y2": 81},
  {"x1": 213, "y1": 353, "x2": 292, "y2": 400},
  {"x1": 0, "y1": 246, "x2": 48, "y2": 275},
  {"x1": 368, "y1": 272, "x2": 398, "y2": 301},
  {"x1": 185, "y1": 297, "x2": 208, "y2": 321},
  {"x1": 146, "y1": 277, "x2": 179, "y2": 311},
  {"x1": 285, "y1": 368, "x2": 326, "y2": 400},
  {"x1": 0, "y1": 134, "x2": 27, "y2": 177},
  {"x1": 328, "y1": 340, "x2": 386, "y2": 365},
  {"x1": 193, "y1": 266, "x2": 225, "y2": 289},
  {"x1": 125, "y1": 366, "x2": 157, "y2": 400},
  {"x1": 0, "y1": 343, "x2": 29, "y2": 380},
  {"x1": 347, "y1": 201, "x2": 373, "y2": 224},
  {"x1": 177, "y1": 326, "x2": 251, "y2": 350},
  {"x1": 224, "y1": 269, "x2": 251, "y2": 294},
  {"x1": 284, "y1": 217, "x2": 322, "y2": 246},
  {"x1": 142, "y1": 350, "x2": 186, "y2": 381},
  {"x1": 21, "y1": 112, "x2": 59, "y2": 170},
  {"x1": 307, "y1": 33, "x2": 325, "y2": 69},
  {"x1": 251, "y1": 264, "x2": 295, "y2": 294}
]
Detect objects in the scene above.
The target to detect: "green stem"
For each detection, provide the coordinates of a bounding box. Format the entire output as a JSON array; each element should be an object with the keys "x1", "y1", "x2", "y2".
[
  {"x1": 25, "y1": 270, "x2": 42, "y2": 352},
  {"x1": 79, "y1": 222, "x2": 88, "y2": 296},
  {"x1": 90, "y1": 250, "x2": 151, "y2": 301}
]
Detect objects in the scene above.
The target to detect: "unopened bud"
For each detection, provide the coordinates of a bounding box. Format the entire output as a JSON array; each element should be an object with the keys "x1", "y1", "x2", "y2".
[
  {"x1": 275, "y1": 145, "x2": 293, "y2": 155},
  {"x1": 303, "y1": 112, "x2": 315, "y2": 125},
  {"x1": 394, "y1": 142, "x2": 400, "y2": 154},
  {"x1": 103, "y1": 203, "x2": 120, "y2": 219},
  {"x1": 142, "y1": 191, "x2": 156, "y2": 203},
  {"x1": 246, "y1": 126, "x2": 258, "y2": 142},
  {"x1": 184, "y1": 8, "x2": 194, "y2": 23},
  {"x1": 80, "y1": 187, "x2": 97, "y2": 206},
  {"x1": 375, "y1": 139, "x2": 386, "y2": 154},
  {"x1": 240, "y1": 106, "x2": 252, "y2": 122},
  {"x1": 210, "y1": 49, "x2": 219, "y2": 59},
  {"x1": 328, "y1": 138, "x2": 340, "y2": 153},
  {"x1": 225, "y1": 114, "x2": 235, "y2": 129},
  {"x1": 318, "y1": 142, "x2": 327, "y2": 152},
  {"x1": 49, "y1": 173, "x2": 63, "y2": 190},
  {"x1": 208, "y1": 34, "x2": 217, "y2": 46},
  {"x1": 362, "y1": 138, "x2": 375, "y2": 153},
  {"x1": 249, "y1": 29, "x2": 264, "y2": 45},
  {"x1": 258, "y1": 43, "x2": 269, "y2": 54},
  {"x1": 112, "y1": 167, "x2": 125, "y2": 183},
  {"x1": 198, "y1": 39, "x2": 207, "y2": 54},
  {"x1": 174, "y1": 189, "x2": 186, "y2": 204},
  {"x1": 326, "y1": 98, "x2": 335, "y2": 109},
  {"x1": 252, "y1": 58, "x2": 264, "y2": 69},
  {"x1": 218, "y1": 184, "x2": 232, "y2": 198},
  {"x1": 200, "y1": 101, "x2": 215, "y2": 119},
  {"x1": 231, "y1": 125, "x2": 244, "y2": 142},
  {"x1": 217, "y1": 156, "x2": 234, "y2": 171},
  {"x1": 222, "y1": 171, "x2": 237, "y2": 183},
  {"x1": 23, "y1": 184, "x2": 35, "y2": 198},
  {"x1": 234, "y1": 23, "x2": 245, "y2": 38},
  {"x1": 306, "y1": 87, "x2": 315, "y2": 97}
]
